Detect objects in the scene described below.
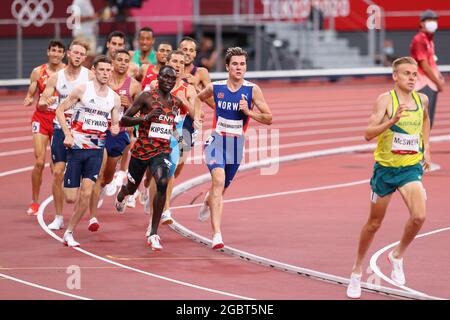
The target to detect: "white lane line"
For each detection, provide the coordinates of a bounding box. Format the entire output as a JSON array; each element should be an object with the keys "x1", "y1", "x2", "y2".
[
  {"x1": 0, "y1": 272, "x2": 91, "y2": 300},
  {"x1": 171, "y1": 179, "x2": 370, "y2": 210},
  {"x1": 0, "y1": 164, "x2": 49, "y2": 177},
  {"x1": 0, "y1": 136, "x2": 32, "y2": 144},
  {"x1": 369, "y1": 228, "x2": 450, "y2": 300},
  {"x1": 36, "y1": 196, "x2": 254, "y2": 300}
]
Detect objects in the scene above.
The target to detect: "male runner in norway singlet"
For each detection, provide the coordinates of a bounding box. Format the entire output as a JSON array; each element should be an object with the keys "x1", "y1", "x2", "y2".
[
  {"x1": 24, "y1": 40, "x2": 66, "y2": 215},
  {"x1": 88, "y1": 49, "x2": 141, "y2": 231},
  {"x1": 194, "y1": 47, "x2": 272, "y2": 249},
  {"x1": 346, "y1": 57, "x2": 431, "y2": 299},
  {"x1": 39, "y1": 40, "x2": 93, "y2": 230},
  {"x1": 56, "y1": 55, "x2": 121, "y2": 247},
  {"x1": 115, "y1": 66, "x2": 184, "y2": 251}
]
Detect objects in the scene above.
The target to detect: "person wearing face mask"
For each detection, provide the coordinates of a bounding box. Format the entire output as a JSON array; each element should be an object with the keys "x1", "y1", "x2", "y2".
[
  {"x1": 410, "y1": 10, "x2": 445, "y2": 129},
  {"x1": 410, "y1": 9, "x2": 445, "y2": 171}
]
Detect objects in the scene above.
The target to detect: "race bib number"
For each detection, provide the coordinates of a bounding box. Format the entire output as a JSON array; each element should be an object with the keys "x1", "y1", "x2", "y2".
[
  {"x1": 391, "y1": 132, "x2": 420, "y2": 154},
  {"x1": 149, "y1": 123, "x2": 172, "y2": 140},
  {"x1": 47, "y1": 96, "x2": 60, "y2": 110},
  {"x1": 215, "y1": 116, "x2": 243, "y2": 135},
  {"x1": 82, "y1": 113, "x2": 108, "y2": 132},
  {"x1": 32, "y1": 121, "x2": 40, "y2": 133}
]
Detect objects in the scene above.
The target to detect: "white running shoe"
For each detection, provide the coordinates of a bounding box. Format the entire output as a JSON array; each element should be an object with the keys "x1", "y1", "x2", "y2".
[
  {"x1": 346, "y1": 273, "x2": 362, "y2": 299},
  {"x1": 388, "y1": 251, "x2": 406, "y2": 285},
  {"x1": 104, "y1": 181, "x2": 117, "y2": 197},
  {"x1": 115, "y1": 196, "x2": 127, "y2": 214},
  {"x1": 115, "y1": 170, "x2": 127, "y2": 188},
  {"x1": 139, "y1": 187, "x2": 149, "y2": 205},
  {"x1": 198, "y1": 192, "x2": 210, "y2": 222},
  {"x1": 212, "y1": 232, "x2": 224, "y2": 250},
  {"x1": 48, "y1": 215, "x2": 64, "y2": 230},
  {"x1": 126, "y1": 194, "x2": 137, "y2": 208},
  {"x1": 429, "y1": 162, "x2": 441, "y2": 172},
  {"x1": 147, "y1": 234, "x2": 162, "y2": 251},
  {"x1": 160, "y1": 210, "x2": 173, "y2": 225},
  {"x1": 88, "y1": 217, "x2": 100, "y2": 232},
  {"x1": 63, "y1": 231, "x2": 80, "y2": 247}
]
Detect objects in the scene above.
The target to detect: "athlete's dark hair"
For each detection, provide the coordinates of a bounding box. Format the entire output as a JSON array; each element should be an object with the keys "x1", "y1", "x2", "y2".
[
  {"x1": 159, "y1": 65, "x2": 176, "y2": 75},
  {"x1": 138, "y1": 27, "x2": 154, "y2": 36},
  {"x1": 113, "y1": 49, "x2": 131, "y2": 59},
  {"x1": 156, "y1": 41, "x2": 173, "y2": 50},
  {"x1": 107, "y1": 31, "x2": 126, "y2": 43},
  {"x1": 48, "y1": 39, "x2": 66, "y2": 52},
  {"x1": 178, "y1": 36, "x2": 198, "y2": 50},
  {"x1": 225, "y1": 47, "x2": 248, "y2": 65},
  {"x1": 93, "y1": 55, "x2": 112, "y2": 68}
]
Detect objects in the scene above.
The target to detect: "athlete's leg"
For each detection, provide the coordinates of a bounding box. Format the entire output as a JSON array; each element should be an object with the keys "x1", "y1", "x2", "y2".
[
  {"x1": 67, "y1": 178, "x2": 95, "y2": 232},
  {"x1": 52, "y1": 162, "x2": 66, "y2": 212},
  {"x1": 31, "y1": 133, "x2": 50, "y2": 203},
  {"x1": 351, "y1": 193, "x2": 392, "y2": 275},
  {"x1": 89, "y1": 149, "x2": 108, "y2": 219},
  {"x1": 209, "y1": 168, "x2": 226, "y2": 235},
  {"x1": 394, "y1": 181, "x2": 427, "y2": 259},
  {"x1": 149, "y1": 165, "x2": 169, "y2": 236}
]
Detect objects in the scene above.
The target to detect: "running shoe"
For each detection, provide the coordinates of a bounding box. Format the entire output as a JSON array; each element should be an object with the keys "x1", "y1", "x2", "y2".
[
  {"x1": 88, "y1": 217, "x2": 100, "y2": 232},
  {"x1": 212, "y1": 232, "x2": 224, "y2": 250},
  {"x1": 147, "y1": 234, "x2": 162, "y2": 251},
  {"x1": 104, "y1": 180, "x2": 117, "y2": 197},
  {"x1": 48, "y1": 215, "x2": 64, "y2": 230},
  {"x1": 198, "y1": 192, "x2": 210, "y2": 222},
  {"x1": 126, "y1": 193, "x2": 137, "y2": 208},
  {"x1": 388, "y1": 251, "x2": 406, "y2": 285},
  {"x1": 27, "y1": 202, "x2": 40, "y2": 216},
  {"x1": 63, "y1": 231, "x2": 80, "y2": 247},
  {"x1": 346, "y1": 273, "x2": 362, "y2": 299},
  {"x1": 114, "y1": 170, "x2": 127, "y2": 188},
  {"x1": 114, "y1": 196, "x2": 127, "y2": 214},
  {"x1": 160, "y1": 210, "x2": 173, "y2": 225}
]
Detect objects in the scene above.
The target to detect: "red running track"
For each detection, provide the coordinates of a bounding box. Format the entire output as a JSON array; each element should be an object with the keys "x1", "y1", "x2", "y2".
[{"x1": 1, "y1": 78, "x2": 450, "y2": 300}]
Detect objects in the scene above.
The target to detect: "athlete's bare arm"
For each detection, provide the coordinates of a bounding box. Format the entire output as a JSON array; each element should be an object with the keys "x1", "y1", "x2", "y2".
[
  {"x1": 130, "y1": 78, "x2": 142, "y2": 101},
  {"x1": 364, "y1": 93, "x2": 408, "y2": 141},
  {"x1": 129, "y1": 63, "x2": 139, "y2": 79},
  {"x1": 110, "y1": 93, "x2": 121, "y2": 135},
  {"x1": 38, "y1": 72, "x2": 58, "y2": 111},
  {"x1": 197, "y1": 67, "x2": 215, "y2": 109},
  {"x1": 420, "y1": 93, "x2": 431, "y2": 170},
  {"x1": 194, "y1": 83, "x2": 214, "y2": 127},
  {"x1": 56, "y1": 84, "x2": 86, "y2": 148},
  {"x1": 120, "y1": 91, "x2": 162, "y2": 127},
  {"x1": 24, "y1": 67, "x2": 41, "y2": 106},
  {"x1": 240, "y1": 85, "x2": 272, "y2": 125},
  {"x1": 135, "y1": 64, "x2": 148, "y2": 82}
]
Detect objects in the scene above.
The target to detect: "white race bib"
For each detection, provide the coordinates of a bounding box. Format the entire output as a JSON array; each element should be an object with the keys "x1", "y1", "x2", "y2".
[
  {"x1": 391, "y1": 132, "x2": 420, "y2": 154},
  {"x1": 215, "y1": 116, "x2": 243, "y2": 135},
  {"x1": 82, "y1": 113, "x2": 108, "y2": 132},
  {"x1": 149, "y1": 123, "x2": 172, "y2": 140}
]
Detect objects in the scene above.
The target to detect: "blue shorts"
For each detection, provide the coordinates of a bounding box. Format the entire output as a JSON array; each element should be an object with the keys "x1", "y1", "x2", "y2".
[
  {"x1": 105, "y1": 130, "x2": 130, "y2": 158},
  {"x1": 64, "y1": 149, "x2": 104, "y2": 188},
  {"x1": 204, "y1": 131, "x2": 245, "y2": 189},
  {"x1": 168, "y1": 120, "x2": 184, "y2": 177},
  {"x1": 182, "y1": 115, "x2": 196, "y2": 151},
  {"x1": 51, "y1": 128, "x2": 67, "y2": 163}
]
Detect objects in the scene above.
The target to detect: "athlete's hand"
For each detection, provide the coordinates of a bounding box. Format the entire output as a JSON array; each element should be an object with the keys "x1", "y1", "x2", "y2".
[
  {"x1": 392, "y1": 104, "x2": 408, "y2": 123},
  {"x1": 24, "y1": 96, "x2": 34, "y2": 107},
  {"x1": 63, "y1": 133, "x2": 74, "y2": 148},
  {"x1": 120, "y1": 95, "x2": 130, "y2": 108},
  {"x1": 423, "y1": 149, "x2": 431, "y2": 172},
  {"x1": 145, "y1": 108, "x2": 163, "y2": 122},
  {"x1": 239, "y1": 94, "x2": 250, "y2": 115},
  {"x1": 110, "y1": 124, "x2": 120, "y2": 136}
]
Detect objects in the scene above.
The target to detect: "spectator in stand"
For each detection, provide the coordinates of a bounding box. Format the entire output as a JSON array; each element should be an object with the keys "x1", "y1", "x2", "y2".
[{"x1": 194, "y1": 37, "x2": 219, "y2": 71}]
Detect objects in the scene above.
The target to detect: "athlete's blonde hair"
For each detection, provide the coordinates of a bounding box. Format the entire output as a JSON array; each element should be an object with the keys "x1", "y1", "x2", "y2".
[
  {"x1": 392, "y1": 56, "x2": 417, "y2": 72},
  {"x1": 69, "y1": 39, "x2": 90, "y2": 54}
]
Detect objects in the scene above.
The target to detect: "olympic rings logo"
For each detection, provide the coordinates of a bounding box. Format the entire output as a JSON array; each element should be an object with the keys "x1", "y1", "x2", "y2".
[{"x1": 11, "y1": 0, "x2": 54, "y2": 28}]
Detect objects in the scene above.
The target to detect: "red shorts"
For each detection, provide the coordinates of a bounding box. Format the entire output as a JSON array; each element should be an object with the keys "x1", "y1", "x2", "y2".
[{"x1": 31, "y1": 110, "x2": 55, "y2": 137}]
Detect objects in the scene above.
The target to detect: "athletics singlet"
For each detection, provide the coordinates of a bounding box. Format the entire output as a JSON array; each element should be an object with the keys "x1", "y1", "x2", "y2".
[{"x1": 374, "y1": 90, "x2": 424, "y2": 167}]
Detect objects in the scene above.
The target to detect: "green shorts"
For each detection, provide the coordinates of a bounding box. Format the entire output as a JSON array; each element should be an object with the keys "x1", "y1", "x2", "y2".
[{"x1": 370, "y1": 162, "x2": 423, "y2": 197}]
